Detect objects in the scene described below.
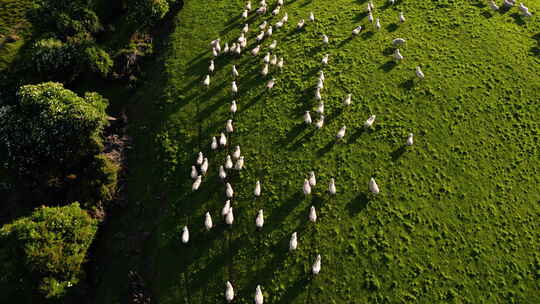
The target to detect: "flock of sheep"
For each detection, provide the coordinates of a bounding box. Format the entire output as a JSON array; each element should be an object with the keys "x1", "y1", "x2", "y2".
[{"x1": 185, "y1": 0, "x2": 533, "y2": 302}]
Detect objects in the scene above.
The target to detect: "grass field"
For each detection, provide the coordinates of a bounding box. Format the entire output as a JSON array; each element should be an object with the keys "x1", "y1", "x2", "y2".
[{"x1": 92, "y1": 0, "x2": 540, "y2": 303}]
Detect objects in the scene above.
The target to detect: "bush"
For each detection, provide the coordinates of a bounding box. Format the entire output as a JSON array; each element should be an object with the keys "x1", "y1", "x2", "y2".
[
  {"x1": 129, "y1": 0, "x2": 171, "y2": 28},
  {"x1": 30, "y1": 38, "x2": 79, "y2": 75},
  {"x1": 84, "y1": 45, "x2": 113, "y2": 77},
  {"x1": 0, "y1": 202, "x2": 98, "y2": 299}
]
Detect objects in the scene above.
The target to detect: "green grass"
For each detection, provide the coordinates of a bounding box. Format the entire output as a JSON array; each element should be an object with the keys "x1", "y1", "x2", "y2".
[
  {"x1": 96, "y1": 0, "x2": 540, "y2": 303},
  {"x1": 0, "y1": 0, "x2": 32, "y2": 71}
]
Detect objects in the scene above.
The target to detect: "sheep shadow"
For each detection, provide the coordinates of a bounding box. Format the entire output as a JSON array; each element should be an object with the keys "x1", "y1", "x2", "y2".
[
  {"x1": 290, "y1": 128, "x2": 317, "y2": 150},
  {"x1": 361, "y1": 31, "x2": 375, "y2": 40},
  {"x1": 399, "y1": 78, "x2": 415, "y2": 90},
  {"x1": 347, "y1": 128, "x2": 366, "y2": 144},
  {"x1": 531, "y1": 46, "x2": 540, "y2": 57},
  {"x1": 509, "y1": 13, "x2": 526, "y2": 26},
  {"x1": 354, "y1": 11, "x2": 369, "y2": 22},
  {"x1": 379, "y1": 60, "x2": 397, "y2": 72},
  {"x1": 337, "y1": 36, "x2": 353, "y2": 48},
  {"x1": 317, "y1": 140, "x2": 336, "y2": 156},
  {"x1": 324, "y1": 107, "x2": 344, "y2": 126},
  {"x1": 346, "y1": 192, "x2": 369, "y2": 216},
  {"x1": 498, "y1": 5, "x2": 512, "y2": 14},
  {"x1": 274, "y1": 275, "x2": 311, "y2": 304},
  {"x1": 386, "y1": 23, "x2": 398, "y2": 32},
  {"x1": 278, "y1": 123, "x2": 307, "y2": 146},
  {"x1": 481, "y1": 11, "x2": 494, "y2": 18},
  {"x1": 382, "y1": 46, "x2": 394, "y2": 56},
  {"x1": 391, "y1": 145, "x2": 408, "y2": 161}
]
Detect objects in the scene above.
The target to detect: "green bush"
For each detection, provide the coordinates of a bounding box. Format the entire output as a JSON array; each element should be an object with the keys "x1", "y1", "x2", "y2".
[
  {"x1": 129, "y1": 0, "x2": 171, "y2": 28},
  {"x1": 0, "y1": 202, "x2": 98, "y2": 299},
  {"x1": 84, "y1": 45, "x2": 113, "y2": 77},
  {"x1": 30, "y1": 38, "x2": 79, "y2": 74}
]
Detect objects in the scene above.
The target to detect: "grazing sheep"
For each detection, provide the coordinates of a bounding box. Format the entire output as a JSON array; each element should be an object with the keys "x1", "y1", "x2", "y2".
[
  {"x1": 201, "y1": 157, "x2": 209, "y2": 175},
  {"x1": 259, "y1": 0, "x2": 265, "y2": 7},
  {"x1": 223, "y1": 43, "x2": 230, "y2": 53},
  {"x1": 503, "y1": 0, "x2": 515, "y2": 7},
  {"x1": 225, "y1": 208, "x2": 234, "y2": 225},
  {"x1": 235, "y1": 44, "x2": 242, "y2": 55},
  {"x1": 375, "y1": 18, "x2": 381, "y2": 30},
  {"x1": 369, "y1": 177, "x2": 380, "y2": 194},
  {"x1": 205, "y1": 212, "x2": 213, "y2": 230},
  {"x1": 389, "y1": 0, "x2": 395, "y2": 4},
  {"x1": 392, "y1": 37, "x2": 406, "y2": 46},
  {"x1": 304, "y1": 111, "x2": 312, "y2": 124},
  {"x1": 282, "y1": 13, "x2": 288, "y2": 23},
  {"x1": 343, "y1": 94, "x2": 352, "y2": 106},
  {"x1": 315, "y1": 115, "x2": 324, "y2": 129},
  {"x1": 266, "y1": 26, "x2": 273, "y2": 36},
  {"x1": 181, "y1": 226, "x2": 189, "y2": 244},
  {"x1": 259, "y1": 21, "x2": 267, "y2": 30},
  {"x1": 309, "y1": 171, "x2": 316, "y2": 187},
  {"x1": 315, "y1": 88, "x2": 322, "y2": 101},
  {"x1": 212, "y1": 47, "x2": 218, "y2": 57},
  {"x1": 394, "y1": 48, "x2": 404, "y2": 62},
  {"x1": 256, "y1": 209, "x2": 264, "y2": 228},
  {"x1": 261, "y1": 64, "x2": 269, "y2": 76},
  {"x1": 232, "y1": 81, "x2": 238, "y2": 94},
  {"x1": 219, "y1": 165, "x2": 227, "y2": 180},
  {"x1": 272, "y1": 6, "x2": 280, "y2": 16},
  {"x1": 211, "y1": 136, "x2": 218, "y2": 150},
  {"x1": 222, "y1": 200, "x2": 231, "y2": 216},
  {"x1": 364, "y1": 115, "x2": 376, "y2": 128},
  {"x1": 255, "y1": 285, "x2": 264, "y2": 304},
  {"x1": 232, "y1": 65, "x2": 239, "y2": 77},
  {"x1": 263, "y1": 52, "x2": 271, "y2": 63},
  {"x1": 319, "y1": 70, "x2": 325, "y2": 81},
  {"x1": 226, "y1": 119, "x2": 234, "y2": 133},
  {"x1": 322, "y1": 34, "x2": 329, "y2": 44},
  {"x1": 209, "y1": 60, "x2": 215, "y2": 73},
  {"x1": 270, "y1": 55, "x2": 278, "y2": 65},
  {"x1": 215, "y1": 40, "x2": 221, "y2": 53},
  {"x1": 406, "y1": 133, "x2": 414, "y2": 146},
  {"x1": 230, "y1": 100, "x2": 237, "y2": 114},
  {"x1": 225, "y1": 155, "x2": 233, "y2": 169},
  {"x1": 235, "y1": 156, "x2": 245, "y2": 170},
  {"x1": 278, "y1": 0, "x2": 283, "y2": 5},
  {"x1": 309, "y1": 206, "x2": 317, "y2": 222},
  {"x1": 267, "y1": 78, "x2": 275, "y2": 90},
  {"x1": 336, "y1": 125, "x2": 347, "y2": 139},
  {"x1": 317, "y1": 78, "x2": 324, "y2": 90},
  {"x1": 203, "y1": 74, "x2": 210, "y2": 86},
  {"x1": 312, "y1": 254, "x2": 321, "y2": 275},
  {"x1": 309, "y1": 12, "x2": 315, "y2": 22},
  {"x1": 352, "y1": 25, "x2": 363, "y2": 35},
  {"x1": 297, "y1": 19, "x2": 305, "y2": 29},
  {"x1": 220, "y1": 132, "x2": 227, "y2": 146},
  {"x1": 269, "y1": 40, "x2": 277, "y2": 49},
  {"x1": 191, "y1": 166, "x2": 198, "y2": 179},
  {"x1": 329, "y1": 178, "x2": 336, "y2": 195},
  {"x1": 252, "y1": 44, "x2": 261, "y2": 56},
  {"x1": 399, "y1": 12, "x2": 406, "y2": 23},
  {"x1": 246, "y1": 1, "x2": 252, "y2": 10},
  {"x1": 254, "y1": 180, "x2": 261, "y2": 197},
  {"x1": 416, "y1": 66, "x2": 425, "y2": 80},
  {"x1": 321, "y1": 54, "x2": 329, "y2": 65},
  {"x1": 256, "y1": 5, "x2": 267, "y2": 14},
  {"x1": 368, "y1": 12, "x2": 374, "y2": 23},
  {"x1": 488, "y1": 0, "x2": 499, "y2": 10},
  {"x1": 242, "y1": 9, "x2": 248, "y2": 19},
  {"x1": 192, "y1": 175, "x2": 202, "y2": 191},
  {"x1": 277, "y1": 57, "x2": 284, "y2": 69},
  {"x1": 316, "y1": 101, "x2": 324, "y2": 114},
  {"x1": 232, "y1": 145, "x2": 241, "y2": 159},
  {"x1": 303, "y1": 179, "x2": 312, "y2": 195},
  {"x1": 197, "y1": 151, "x2": 204, "y2": 165},
  {"x1": 289, "y1": 232, "x2": 298, "y2": 251},
  {"x1": 226, "y1": 182, "x2": 234, "y2": 198},
  {"x1": 225, "y1": 281, "x2": 234, "y2": 302},
  {"x1": 367, "y1": 3, "x2": 372, "y2": 12},
  {"x1": 242, "y1": 23, "x2": 249, "y2": 33},
  {"x1": 256, "y1": 31, "x2": 265, "y2": 42}
]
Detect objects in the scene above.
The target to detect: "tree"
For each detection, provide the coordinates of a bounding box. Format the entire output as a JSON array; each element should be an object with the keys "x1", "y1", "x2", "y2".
[{"x1": 0, "y1": 202, "x2": 98, "y2": 299}]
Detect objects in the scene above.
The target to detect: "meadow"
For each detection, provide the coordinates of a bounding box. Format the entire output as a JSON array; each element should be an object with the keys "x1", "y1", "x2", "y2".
[{"x1": 91, "y1": 0, "x2": 540, "y2": 303}]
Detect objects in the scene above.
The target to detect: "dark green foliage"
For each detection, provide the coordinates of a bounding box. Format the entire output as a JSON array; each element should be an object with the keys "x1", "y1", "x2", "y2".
[
  {"x1": 29, "y1": 37, "x2": 79, "y2": 75},
  {"x1": 0, "y1": 202, "x2": 98, "y2": 299},
  {"x1": 128, "y1": 0, "x2": 172, "y2": 28},
  {"x1": 83, "y1": 44, "x2": 113, "y2": 77},
  {"x1": 0, "y1": 82, "x2": 109, "y2": 178}
]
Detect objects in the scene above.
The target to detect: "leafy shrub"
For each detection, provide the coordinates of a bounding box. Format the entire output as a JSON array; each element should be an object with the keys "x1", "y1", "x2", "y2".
[
  {"x1": 128, "y1": 0, "x2": 171, "y2": 28},
  {"x1": 0, "y1": 202, "x2": 98, "y2": 299},
  {"x1": 83, "y1": 45, "x2": 113, "y2": 77},
  {"x1": 30, "y1": 37, "x2": 79, "y2": 74}
]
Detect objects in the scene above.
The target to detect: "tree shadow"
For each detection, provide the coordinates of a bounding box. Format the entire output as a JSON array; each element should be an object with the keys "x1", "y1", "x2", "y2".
[
  {"x1": 399, "y1": 78, "x2": 415, "y2": 90},
  {"x1": 346, "y1": 192, "x2": 369, "y2": 216},
  {"x1": 391, "y1": 145, "x2": 407, "y2": 161},
  {"x1": 379, "y1": 60, "x2": 397, "y2": 72},
  {"x1": 386, "y1": 23, "x2": 398, "y2": 32}
]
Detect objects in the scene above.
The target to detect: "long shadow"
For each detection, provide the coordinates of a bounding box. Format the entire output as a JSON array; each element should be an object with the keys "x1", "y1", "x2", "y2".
[
  {"x1": 317, "y1": 140, "x2": 335, "y2": 156},
  {"x1": 379, "y1": 60, "x2": 397, "y2": 72},
  {"x1": 391, "y1": 145, "x2": 407, "y2": 161},
  {"x1": 346, "y1": 192, "x2": 369, "y2": 216},
  {"x1": 290, "y1": 128, "x2": 317, "y2": 150},
  {"x1": 347, "y1": 128, "x2": 365, "y2": 144},
  {"x1": 275, "y1": 275, "x2": 311, "y2": 304},
  {"x1": 382, "y1": 46, "x2": 394, "y2": 56},
  {"x1": 354, "y1": 11, "x2": 369, "y2": 22},
  {"x1": 509, "y1": 12, "x2": 526, "y2": 26},
  {"x1": 337, "y1": 36, "x2": 353, "y2": 48},
  {"x1": 399, "y1": 78, "x2": 415, "y2": 90},
  {"x1": 361, "y1": 31, "x2": 375, "y2": 40},
  {"x1": 324, "y1": 107, "x2": 343, "y2": 126},
  {"x1": 498, "y1": 5, "x2": 512, "y2": 14},
  {"x1": 266, "y1": 192, "x2": 305, "y2": 233},
  {"x1": 481, "y1": 11, "x2": 494, "y2": 19},
  {"x1": 278, "y1": 123, "x2": 307, "y2": 146},
  {"x1": 531, "y1": 46, "x2": 540, "y2": 57}
]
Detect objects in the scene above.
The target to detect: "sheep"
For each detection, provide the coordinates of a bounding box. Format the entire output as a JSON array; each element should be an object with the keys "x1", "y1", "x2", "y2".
[
  {"x1": 223, "y1": 43, "x2": 230, "y2": 53},
  {"x1": 316, "y1": 101, "x2": 324, "y2": 114},
  {"x1": 197, "y1": 152, "x2": 204, "y2": 165},
  {"x1": 255, "y1": 285, "x2": 264, "y2": 304},
  {"x1": 272, "y1": 6, "x2": 280, "y2": 16},
  {"x1": 251, "y1": 180, "x2": 261, "y2": 197},
  {"x1": 192, "y1": 176, "x2": 202, "y2": 190},
  {"x1": 235, "y1": 44, "x2": 242, "y2": 55},
  {"x1": 317, "y1": 78, "x2": 324, "y2": 90},
  {"x1": 266, "y1": 26, "x2": 273, "y2": 37},
  {"x1": 203, "y1": 74, "x2": 210, "y2": 86},
  {"x1": 263, "y1": 52, "x2": 271, "y2": 63},
  {"x1": 201, "y1": 157, "x2": 209, "y2": 175},
  {"x1": 406, "y1": 133, "x2": 414, "y2": 146},
  {"x1": 368, "y1": 12, "x2": 374, "y2": 23},
  {"x1": 242, "y1": 9, "x2": 248, "y2": 19},
  {"x1": 309, "y1": 12, "x2": 315, "y2": 22},
  {"x1": 270, "y1": 55, "x2": 278, "y2": 65},
  {"x1": 392, "y1": 38, "x2": 406, "y2": 46},
  {"x1": 389, "y1": 0, "x2": 395, "y2": 4},
  {"x1": 304, "y1": 111, "x2": 312, "y2": 124},
  {"x1": 343, "y1": 94, "x2": 352, "y2": 106},
  {"x1": 225, "y1": 155, "x2": 233, "y2": 169},
  {"x1": 503, "y1": 0, "x2": 515, "y2": 7},
  {"x1": 212, "y1": 47, "x2": 218, "y2": 57},
  {"x1": 319, "y1": 70, "x2": 325, "y2": 81},
  {"x1": 232, "y1": 146, "x2": 241, "y2": 160},
  {"x1": 209, "y1": 60, "x2": 215, "y2": 73},
  {"x1": 309, "y1": 171, "x2": 317, "y2": 187},
  {"x1": 364, "y1": 115, "x2": 376, "y2": 128},
  {"x1": 211, "y1": 136, "x2": 218, "y2": 150},
  {"x1": 232, "y1": 81, "x2": 238, "y2": 94},
  {"x1": 309, "y1": 206, "x2": 317, "y2": 222},
  {"x1": 259, "y1": 0, "x2": 265, "y2": 7},
  {"x1": 256, "y1": 32, "x2": 265, "y2": 43},
  {"x1": 297, "y1": 19, "x2": 305, "y2": 29},
  {"x1": 278, "y1": 0, "x2": 283, "y2": 5},
  {"x1": 369, "y1": 177, "x2": 380, "y2": 194},
  {"x1": 519, "y1": 3, "x2": 529, "y2": 13},
  {"x1": 205, "y1": 212, "x2": 213, "y2": 230},
  {"x1": 322, "y1": 34, "x2": 329, "y2": 44},
  {"x1": 394, "y1": 48, "x2": 404, "y2": 62},
  {"x1": 259, "y1": 21, "x2": 267, "y2": 30},
  {"x1": 220, "y1": 132, "x2": 227, "y2": 147},
  {"x1": 261, "y1": 64, "x2": 269, "y2": 76},
  {"x1": 222, "y1": 200, "x2": 231, "y2": 216},
  {"x1": 230, "y1": 100, "x2": 237, "y2": 114},
  {"x1": 252, "y1": 44, "x2": 261, "y2": 56},
  {"x1": 219, "y1": 165, "x2": 227, "y2": 180},
  {"x1": 277, "y1": 57, "x2": 284, "y2": 69},
  {"x1": 315, "y1": 88, "x2": 322, "y2": 101},
  {"x1": 369, "y1": 1, "x2": 374, "y2": 10},
  {"x1": 256, "y1": 209, "x2": 264, "y2": 228},
  {"x1": 191, "y1": 166, "x2": 198, "y2": 179},
  {"x1": 282, "y1": 13, "x2": 288, "y2": 23},
  {"x1": 226, "y1": 119, "x2": 234, "y2": 133},
  {"x1": 336, "y1": 125, "x2": 347, "y2": 139},
  {"x1": 210, "y1": 38, "x2": 220, "y2": 48},
  {"x1": 315, "y1": 115, "x2": 324, "y2": 129},
  {"x1": 269, "y1": 40, "x2": 277, "y2": 49},
  {"x1": 367, "y1": 3, "x2": 372, "y2": 12},
  {"x1": 232, "y1": 65, "x2": 239, "y2": 77},
  {"x1": 416, "y1": 66, "x2": 425, "y2": 80},
  {"x1": 375, "y1": 18, "x2": 381, "y2": 31},
  {"x1": 235, "y1": 156, "x2": 245, "y2": 170},
  {"x1": 256, "y1": 6, "x2": 267, "y2": 14},
  {"x1": 225, "y1": 281, "x2": 235, "y2": 302},
  {"x1": 267, "y1": 78, "x2": 275, "y2": 90},
  {"x1": 303, "y1": 179, "x2": 312, "y2": 195},
  {"x1": 274, "y1": 20, "x2": 283, "y2": 30},
  {"x1": 246, "y1": 1, "x2": 252, "y2": 10},
  {"x1": 182, "y1": 226, "x2": 189, "y2": 244},
  {"x1": 225, "y1": 207, "x2": 234, "y2": 225},
  {"x1": 312, "y1": 254, "x2": 321, "y2": 275},
  {"x1": 399, "y1": 12, "x2": 406, "y2": 23},
  {"x1": 488, "y1": 0, "x2": 499, "y2": 10},
  {"x1": 321, "y1": 54, "x2": 329, "y2": 65},
  {"x1": 226, "y1": 182, "x2": 234, "y2": 198},
  {"x1": 289, "y1": 232, "x2": 298, "y2": 251},
  {"x1": 352, "y1": 25, "x2": 363, "y2": 35},
  {"x1": 215, "y1": 40, "x2": 222, "y2": 53},
  {"x1": 329, "y1": 178, "x2": 336, "y2": 195}
]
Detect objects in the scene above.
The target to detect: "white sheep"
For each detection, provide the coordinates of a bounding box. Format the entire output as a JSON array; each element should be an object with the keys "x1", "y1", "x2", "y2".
[
  {"x1": 309, "y1": 206, "x2": 317, "y2": 222},
  {"x1": 191, "y1": 165, "x2": 198, "y2": 179},
  {"x1": 277, "y1": 57, "x2": 284, "y2": 69},
  {"x1": 319, "y1": 70, "x2": 325, "y2": 81},
  {"x1": 259, "y1": 0, "x2": 266, "y2": 7},
  {"x1": 503, "y1": 0, "x2": 515, "y2": 7},
  {"x1": 270, "y1": 55, "x2": 278, "y2": 65},
  {"x1": 263, "y1": 52, "x2": 271, "y2": 63},
  {"x1": 315, "y1": 88, "x2": 322, "y2": 101},
  {"x1": 222, "y1": 200, "x2": 231, "y2": 216},
  {"x1": 226, "y1": 182, "x2": 234, "y2": 198},
  {"x1": 223, "y1": 43, "x2": 229, "y2": 53},
  {"x1": 181, "y1": 226, "x2": 189, "y2": 244},
  {"x1": 282, "y1": 12, "x2": 288, "y2": 23},
  {"x1": 329, "y1": 178, "x2": 336, "y2": 195},
  {"x1": 252, "y1": 44, "x2": 261, "y2": 56},
  {"x1": 230, "y1": 100, "x2": 237, "y2": 114},
  {"x1": 226, "y1": 119, "x2": 234, "y2": 133},
  {"x1": 261, "y1": 64, "x2": 269, "y2": 76},
  {"x1": 259, "y1": 21, "x2": 267, "y2": 30},
  {"x1": 289, "y1": 232, "x2": 298, "y2": 251},
  {"x1": 406, "y1": 133, "x2": 414, "y2": 146},
  {"x1": 488, "y1": 0, "x2": 499, "y2": 10},
  {"x1": 367, "y1": 2, "x2": 372, "y2": 12},
  {"x1": 225, "y1": 281, "x2": 234, "y2": 302},
  {"x1": 212, "y1": 47, "x2": 218, "y2": 57},
  {"x1": 394, "y1": 48, "x2": 404, "y2": 62},
  {"x1": 232, "y1": 65, "x2": 239, "y2": 77},
  {"x1": 235, "y1": 44, "x2": 242, "y2": 55},
  {"x1": 215, "y1": 40, "x2": 221, "y2": 53},
  {"x1": 242, "y1": 9, "x2": 248, "y2": 19},
  {"x1": 209, "y1": 60, "x2": 215, "y2": 73},
  {"x1": 235, "y1": 156, "x2": 245, "y2": 170},
  {"x1": 352, "y1": 25, "x2": 362, "y2": 35},
  {"x1": 220, "y1": 132, "x2": 227, "y2": 146},
  {"x1": 343, "y1": 94, "x2": 352, "y2": 106},
  {"x1": 225, "y1": 155, "x2": 233, "y2": 169},
  {"x1": 246, "y1": 1, "x2": 252, "y2": 11},
  {"x1": 375, "y1": 18, "x2": 381, "y2": 31},
  {"x1": 364, "y1": 115, "x2": 376, "y2": 128},
  {"x1": 201, "y1": 157, "x2": 209, "y2": 175},
  {"x1": 232, "y1": 81, "x2": 238, "y2": 94},
  {"x1": 369, "y1": 177, "x2": 380, "y2": 194},
  {"x1": 336, "y1": 125, "x2": 347, "y2": 139},
  {"x1": 211, "y1": 136, "x2": 218, "y2": 150},
  {"x1": 303, "y1": 179, "x2": 312, "y2": 195},
  {"x1": 389, "y1": 0, "x2": 395, "y2": 4},
  {"x1": 196, "y1": 152, "x2": 204, "y2": 165},
  {"x1": 275, "y1": 20, "x2": 284, "y2": 29},
  {"x1": 205, "y1": 212, "x2": 213, "y2": 230},
  {"x1": 278, "y1": 0, "x2": 283, "y2": 5},
  {"x1": 255, "y1": 285, "x2": 264, "y2": 304},
  {"x1": 317, "y1": 78, "x2": 324, "y2": 90},
  {"x1": 315, "y1": 115, "x2": 324, "y2": 129},
  {"x1": 256, "y1": 5, "x2": 267, "y2": 14},
  {"x1": 219, "y1": 165, "x2": 227, "y2": 179},
  {"x1": 312, "y1": 254, "x2": 321, "y2": 275},
  {"x1": 322, "y1": 34, "x2": 329, "y2": 44},
  {"x1": 416, "y1": 66, "x2": 425, "y2": 80},
  {"x1": 272, "y1": 6, "x2": 280, "y2": 16},
  {"x1": 392, "y1": 38, "x2": 406, "y2": 46},
  {"x1": 225, "y1": 207, "x2": 234, "y2": 225},
  {"x1": 256, "y1": 209, "x2": 264, "y2": 228},
  {"x1": 309, "y1": 12, "x2": 315, "y2": 22},
  {"x1": 231, "y1": 146, "x2": 240, "y2": 160},
  {"x1": 399, "y1": 12, "x2": 406, "y2": 23},
  {"x1": 321, "y1": 54, "x2": 329, "y2": 65},
  {"x1": 256, "y1": 31, "x2": 265, "y2": 42},
  {"x1": 254, "y1": 180, "x2": 261, "y2": 197},
  {"x1": 304, "y1": 111, "x2": 312, "y2": 124},
  {"x1": 368, "y1": 12, "x2": 374, "y2": 23},
  {"x1": 316, "y1": 101, "x2": 324, "y2": 114},
  {"x1": 267, "y1": 78, "x2": 275, "y2": 90},
  {"x1": 269, "y1": 40, "x2": 277, "y2": 49},
  {"x1": 266, "y1": 26, "x2": 273, "y2": 36},
  {"x1": 242, "y1": 23, "x2": 249, "y2": 33},
  {"x1": 203, "y1": 74, "x2": 210, "y2": 86},
  {"x1": 297, "y1": 19, "x2": 305, "y2": 29},
  {"x1": 309, "y1": 171, "x2": 317, "y2": 187}
]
